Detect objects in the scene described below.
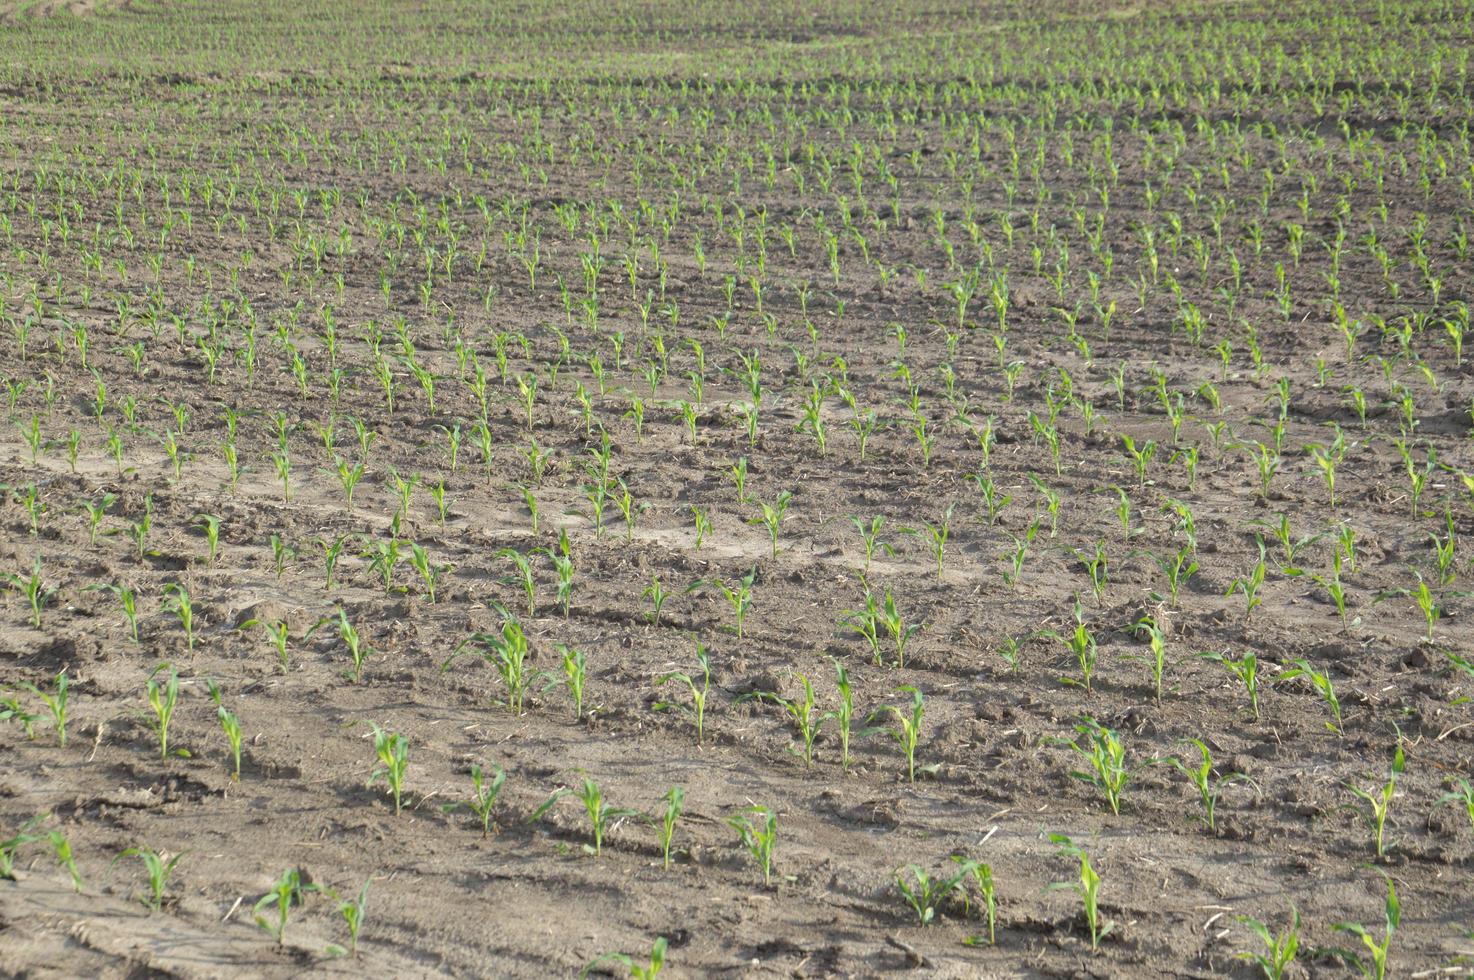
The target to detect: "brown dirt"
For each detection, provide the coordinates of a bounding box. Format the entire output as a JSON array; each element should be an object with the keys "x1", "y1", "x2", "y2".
[{"x1": 1, "y1": 1, "x2": 1473, "y2": 977}]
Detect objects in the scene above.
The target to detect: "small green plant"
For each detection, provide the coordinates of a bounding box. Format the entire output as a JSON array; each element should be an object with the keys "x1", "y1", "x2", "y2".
[
  {"x1": 1048, "y1": 834, "x2": 1112, "y2": 949},
  {"x1": 161, "y1": 583, "x2": 197, "y2": 652},
  {"x1": 1235, "y1": 907, "x2": 1301, "y2": 980},
  {"x1": 1200, "y1": 650, "x2": 1262, "y2": 720},
  {"x1": 5, "y1": 557, "x2": 57, "y2": 629},
  {"x1": 876, "y1": 589, "x2": 922, "y2": 668},
  {"x1": 441, "y1": 763, "x2": 506, "y2": 837},
  {"x1": 659, "y1": 786, "x2": 685, "y2": 869},
  {"x1": 1056, "y1": 718, "x2": 1137, "y2": 815},
  {"x1": 1345, "y1": 741, "x2": 1404, "y2": 858},
  {"x1": 442, "y1": 619, "x2": 539, "y2": 715},
  {"x1": 144, "y1": 663, "x2": 184, "y2": 759},
  {"x1": 689, "y1": 569, "x2": 755, "y2": 638},
  {"x1": 1434, "y1": 776, "x2": 1474, "y2": 832},
  {"x1": 192, "y1": 513, "x2": 224, "y2": 565},
  {"x1": 1170, "y1": 738, "x2": 1257, "y2": 832},
  {"x1": 727, "y1": 805, "x2": 778, "y2": 885},
  {"x1": 1331, "y1": 874, "x2": 1399, "y2": 980},
  {"x1": 655, "y1": 644, "x2": 712, "y2": 744},
  {"x1": 205, "y1": 680, "x2": 243, "y2": 781},
  {"x1": 0, "y1": 814, "x2": 48, "y2": 879},
  {"x1": 17, "y1": 669, "x2": 68, "y2": 747},
  {"x1": 751, "y1": 672, "x2": 828, "y2": 766},
  {"x1": 750, "y1": 490, "x2": 793, "y2": 559},
  {"x1": 581, "y1": 936, "x2": 667, "y2": 979},
  {"x1": 1226, "y1": 542, "x2": 1268, "y2": 621},
  {"x1": 112, "y1": 846, "x2": 184, "y2": 911},
  {"x1": 368, "y1": 724, "x2": 409, "y2": 815},
  {"x1": 534, "y1": 777, "x2": 640, "y2": 856},
  {"x1": 254, "y1": 867, "x2": 312, "y2": 946},
  {"x1": 1278, "y1": 658, "x2": 1343, "y2": 734},
  {"x1": 894, "y1": 860, "x2": 975, "y2": 926},
  {"x1": 240, "y1": 617, "x2": 292, "y2": 673},
  {"x1": 643, "y1": 577, "x2": 669, "y2": 626},
  {"x1": 556, "y1": 645, "x2": 589, "y2": 719},
  {"x1": 325, "y1": 880, "x2": 371, "y2": 958},
  {"x1": 872, "y1": 686, "x2": 926, "y2": 782}
]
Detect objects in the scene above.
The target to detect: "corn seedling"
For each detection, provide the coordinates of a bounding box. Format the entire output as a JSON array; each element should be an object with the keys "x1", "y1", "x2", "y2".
[
  {"x1": 894, "y1": 860, "x2": 974, "y2": 926},
  {"x1": 957, "y1": 858, "x2": 999, "y2": 946},
  {"x1": 1278, "y1": 658, "x2": 1343, "y2": 734},
  {"x1": 443, "y1": 619, "x2": 540, "y2": 715},
  {"x1": 1235, "y1": 907, "x2": 1301, "y2": 980},
  {"x1": 204, "y1": 679, "x2": 243, "y2": 781},
  {"x1": 309, "y1": 607, "x2": 371, "y2": 682},
  {"x1": 750, "y1": 672, "x2": 828, "y2": 766},
  {"x1": 1049, "y1": 600, "x2": 1099, "y2": 692},
  {"x1": 1133, "y1": 616, "x2": 1167, "y2": 703},
  {"x1": 690, "y1": 504, "x2": 712, "y2": 550},
  {"x1": 5, "y1": 557, "x2": 57, "y2": 629},
  {"x1": 643, "y1": 576, "x2": 669, "y2": 626},
  {"x1": 871, "y1": 686, "x2": 927, "y2": 782},
  {"x1": 441, "y1": 763, "x2": 506, "y2": 837},
  {"x1": 655, "y1": 644, "x2": 712, "y2": 744},
  {"x1": 1170, "y1": 738, "x2": 1257, "y2": 832},
  {"x1": 1225, "y1": 542, "x2": 1267, "y2": 622},
  {"x1": 847, "y1": 515, "x2": 893, "y2": 581},
  {"x1": 1200, "y1": 650, "x2": 1262, "y2": 720},
  {"x1": 162, "y1": 583, "x2": 197, "y2": 652},
  {"x1": 498, "y1": 548, "x2": 537, "y2": 617},
  {"x1": 1345, "y1": 741, "x2": 1404, "y2": 858},
  {"x1": 659, "y1": 786, "x2": 685, "y2": 869},
  {"x1": 0, "y1": 814, "x2": 49, "y2": 880},
  {"x1": 192, "y1": 513, "x2": 223, "y2": 565},
  {"x1": 689, "y1": 569, "x2": 754, "y2": 638},
  {"x1": 112, "y1": 846, "x2": 184, "y2": 912},
  {"x1": 240, "y1": 617, "x2": 291, "y2": 673},
  {"x1": 368, "y1": 724, "x2": 409, "y2": 815},
  {"x1": 325, "y1": 880, "x2": 371, "y2": 958},
  {"x1": 534, "y1": 777, "x2": 639, "y2": 856},
  {"x1": 1048, "y1": 834, "x2": 1112, "y2": 949},
  {"x1": 145, "y1": 663, "x2": 184, "y2": 759},
  {"x1": 727, "y1": 805, "x2": 778, "y2": 885},
  {"x1": 1056, "y1": 717, "x2": 1136, "y2": 814},
  {"x1": 408, "y1": 542, "x2": 448, "y2": 603},
  {"x1": 87, "y1": 582, "x2": 140, "y2": 642},
  {"x1": 581, "y1": 936, "x2": 667, "y2": 980},
  {"x1": 17, "y1": 669, "x2": 68, "y2": 747},
  {"x1": 750, "y1": 490, "x2": 792, "y2": 559},
  {"x1": 544, "y1": 645, "x2": 585, "y2": 719},
  {"x1": 876, "y1": 589, "x2": 922, "y2": 668},
  {"x1": 254, "y1": 867, "x2": 314, "y2": 946},
  {"x1": 1331, "y1": 873, "x2": 1399, "y2": 980}
]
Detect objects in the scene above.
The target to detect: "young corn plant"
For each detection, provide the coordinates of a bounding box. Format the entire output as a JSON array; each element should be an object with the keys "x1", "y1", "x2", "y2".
[
  {"x1": 325, "y1": 880, "x2": 371, "y2": 958},
  {"x1": 5, "y1": 557, "x2": 58, "y2": 629},
  {"x1": 750, "y1": 672, "x2": 829, "y2": 766},
  {"x1": 1226, "y1": 542, "x2": 1268, "y2": 622},
  {"x1": 1200, "y1": 650, "x2": 1262, "y2": 720},
  {"x1": 1331, "y1": 874, "x2": 1399, "y2": 980},
  {"x1": 205, "y1": 680, "x2": 243, "y2": 781},
  {"x1": 903, "y1": 504, "x2": 956, "y2": 581},
  {"x1": 581, "y1": 936, "x2": 667, "y2": 980},
  {"x1": 1170, "y1": 738, "x2": 1257, "y2": 832},
  {"x1": 441, "y1": 763, "x2": 506, "y2": 837},
  {"x1": 1056, "y1": 718, "x2": 1137, "y2": 815},
  {"x1": 727, "y1": 805, "x2": 778, "y2": 886},
  {"x1": 161, "y1": 584, "x2": 198, "y2": 652},
  {"x1": 534, "y1": 778, "x2": 640, "y2": 856},
  {"x1": 307, "y1": 608, "x2": 372, "y2": 682},
  {"x1": 368, "y1": 724, "x2": 409, "y2": 815},
  {"x1": 1435, "y1": 777, "x2": 1474, "y2": 833},
  {"x1": 871, "y1": 686, "x2": 927, "y2": 782},
  {"x1": 659, "y1": 786, "x2": 685, "y2": 869},
  {"x1": 876, "y1": 589, "x2": 922, "y2": 668},
  {"x1": 254, "y1": 868, "x2": 313, "y2": 946},
  {"x1": 655, "y1": 645, "x2": 712, "y2": 745},
  {"x1": 145, "y1": 664, "x2": 184, "y2": 759},
  {"x1": 1048, "y1": 834, "x2": 1113, "y2": 950},
  {"x1": 1345, "y1": 742, "x2": 1404, "y2": 858},
  {"x1": 112, "y1": 846, "x2": 184, "y2": 911},
  {"x1": 1050, "y1": 601, "x2": 1099, "y2": 693},
  {"x1": 443, "y1": 619, "x2": 540, "y2": 715},
  {"x1": 750, "y1": 491, "x2": 793, "y2": 559},
  {"x1": 689, "y1": 570, "x2": 755, "y2": 638},
  {"x1": 555, "y1": 646, "x2": 588, "y2": 720},
  {"x1": 1278, "y1": 658, "x2": 1343, "y2": 734},
  {"x1": 847, "y1": 515, "x2": 893, "y2": 582},
  {"x1": 239, "y1": 617, "x2": 292, "y2": 673},
  {"x1": 1235, "y1": 907, "x2": 1301, "y2": 980},
  {"x1": 894, "y1": 860, "x2": 974, "y2": 926},
  {"x1": 17, "y1": 670, "x2": 68, "y2": 747}
]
